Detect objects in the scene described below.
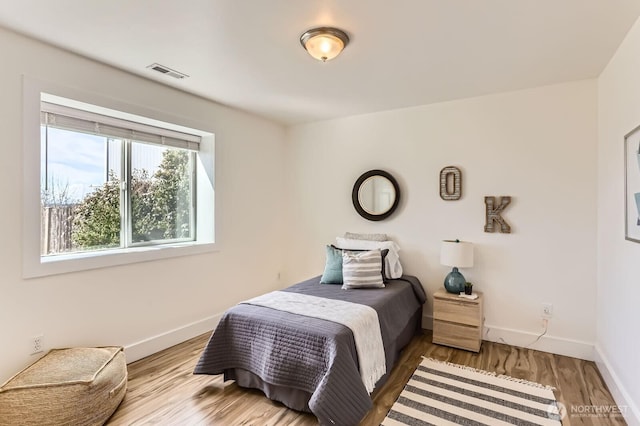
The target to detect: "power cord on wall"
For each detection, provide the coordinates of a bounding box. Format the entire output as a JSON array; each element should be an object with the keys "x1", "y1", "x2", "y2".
[
  {"x1": 484, "y1": 318, "x2": 548, "y2": 348},
  {"x1": 525, "y1": 318, "x2": 549, "y2": 348}
]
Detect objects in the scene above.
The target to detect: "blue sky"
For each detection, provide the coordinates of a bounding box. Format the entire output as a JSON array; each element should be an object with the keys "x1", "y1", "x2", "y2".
[{"x1": 41, "y1": 127, "x2": 163, "y2": 203}]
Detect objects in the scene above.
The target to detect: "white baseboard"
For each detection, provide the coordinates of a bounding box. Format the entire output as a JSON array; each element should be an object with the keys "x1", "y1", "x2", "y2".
[
  {"x1": 422, "y1": 314, "x2": 594, "y2": 360},
  {"x1": 594, "y1": 345, "x2": 640, "y2": 426},
  {"x1": 124, "y1": 313, "x2": 222, "y2": 363}
]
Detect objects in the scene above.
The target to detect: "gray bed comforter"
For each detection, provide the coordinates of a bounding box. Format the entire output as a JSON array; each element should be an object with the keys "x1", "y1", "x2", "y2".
[{"x1": 193, "y1": 275, "x2": 426, "y2": 426}]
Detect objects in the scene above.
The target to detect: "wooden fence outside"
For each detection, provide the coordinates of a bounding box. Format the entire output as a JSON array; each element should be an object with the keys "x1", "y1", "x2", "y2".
[{"x1": 41, "y1": 205, "x2": 76, "y2": 255}]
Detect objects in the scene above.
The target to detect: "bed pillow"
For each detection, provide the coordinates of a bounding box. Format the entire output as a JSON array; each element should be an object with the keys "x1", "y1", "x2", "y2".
[
  {"x1": 344, "y1": 232, "x2": 388, "y2": 242},
  {"x1": 322, "y1": 246, "x2": 389, "y2": 284},
  {"x1": 331, "y1": 245, "x2": 389, "y2": 283},
  {"x1": 334, "y1": 237, "x2": 403, "y2": 279},
  {"x1": 342, "y1": 249, "x2": 385, "y2": 289},
  {"x1": 320, "y1": 245, "x2": 343, "y2": 284}
]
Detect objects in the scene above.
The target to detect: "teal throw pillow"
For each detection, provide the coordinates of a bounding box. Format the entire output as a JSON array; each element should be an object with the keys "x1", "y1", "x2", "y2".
[{"x1": 320, "y1": 245, "x2": 343, "y2": 284}]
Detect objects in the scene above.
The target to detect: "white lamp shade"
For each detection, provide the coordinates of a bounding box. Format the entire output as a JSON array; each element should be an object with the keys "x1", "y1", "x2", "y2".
[{"x1": 440, "y1": 240, "x2": 474, "y2": 268}]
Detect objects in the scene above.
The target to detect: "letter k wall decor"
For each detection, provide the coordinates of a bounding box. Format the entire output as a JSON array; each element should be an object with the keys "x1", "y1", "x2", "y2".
[{"x1": 484, "y1": 196, "x2": 512, "y2": 233}]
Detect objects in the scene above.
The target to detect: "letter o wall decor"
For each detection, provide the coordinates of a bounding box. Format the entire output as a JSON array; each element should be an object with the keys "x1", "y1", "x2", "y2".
[{"x1": 440, "y1": 166, "x2": 462, "y2": 200}]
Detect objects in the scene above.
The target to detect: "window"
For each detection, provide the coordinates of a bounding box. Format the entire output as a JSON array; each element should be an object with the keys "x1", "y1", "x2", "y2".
[
  {"x1": 23, "y1": 81, "x2": 216, "y2": 278},
  {"x1": 41, "y1": 102, "x2": 198, "y2": 257}
]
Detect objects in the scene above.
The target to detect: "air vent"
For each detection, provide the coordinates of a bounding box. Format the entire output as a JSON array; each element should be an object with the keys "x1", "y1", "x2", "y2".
[{"x1": 146, "y1": 63, "x2": 189, "y2": 79}]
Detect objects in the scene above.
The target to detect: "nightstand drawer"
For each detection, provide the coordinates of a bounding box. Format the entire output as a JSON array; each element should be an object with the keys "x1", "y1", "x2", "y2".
[
  {"x1": 433, "y1": 320, "x2": 482, "y2": 352},
  {"x1": 433, "y1": 298, "x2": 482, "y2": 327},
  {"x1": 432, "y1": 290, "x2": 484, "y2": 352}
]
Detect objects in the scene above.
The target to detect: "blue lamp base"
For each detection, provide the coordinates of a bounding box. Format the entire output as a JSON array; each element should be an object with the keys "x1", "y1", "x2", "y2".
[{"x1": 444, "y1": 267, "x2": 466, "y2": 293}]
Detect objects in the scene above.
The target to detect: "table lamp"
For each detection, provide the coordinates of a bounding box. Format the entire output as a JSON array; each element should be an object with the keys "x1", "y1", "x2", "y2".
[{"x1": 440, "y1": 239, "x2": 474, "y2": 293}]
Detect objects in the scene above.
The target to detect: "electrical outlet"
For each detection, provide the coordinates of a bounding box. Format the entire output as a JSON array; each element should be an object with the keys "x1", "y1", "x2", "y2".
[
  {"x1": 31, "y1": 334, "x2": 44, "y2": 354},
  {"x1": 542, "y1": 303, "x2": 553, "y2": 318}
]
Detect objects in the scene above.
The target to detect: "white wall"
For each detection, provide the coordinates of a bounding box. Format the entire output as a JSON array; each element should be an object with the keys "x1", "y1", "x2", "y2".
[
  {"x1": 596, "y1": 15, "x2": 640, "y2": 425},
  {"x1": 0, "y1": 27, "x2": 287, "y2": 383},
  {"x1": 285, "y1": 80, "x2": 598, "y2": 359}
]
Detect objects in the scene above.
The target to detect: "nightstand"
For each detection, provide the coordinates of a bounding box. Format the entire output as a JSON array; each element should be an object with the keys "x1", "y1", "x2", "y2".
[{"x1": 432, "y1": 289, "x2": 484, "y2": 352}]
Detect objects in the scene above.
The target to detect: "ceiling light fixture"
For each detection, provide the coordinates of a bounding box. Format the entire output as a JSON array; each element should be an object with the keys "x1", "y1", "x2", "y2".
[{"x1": 300, "y1": 27, "x2": 350, "y2": 62}]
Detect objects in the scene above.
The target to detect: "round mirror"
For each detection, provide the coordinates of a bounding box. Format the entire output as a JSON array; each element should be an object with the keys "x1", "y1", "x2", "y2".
[{"x1": 352, "y1": 170, "x2": 401, "y2": 221}]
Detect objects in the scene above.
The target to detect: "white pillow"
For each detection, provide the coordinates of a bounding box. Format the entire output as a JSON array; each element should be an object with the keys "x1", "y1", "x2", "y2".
[
  {"x1": 344, "y1": 232, "x2": 388, "y2": 242},
  {"x1": 334, "y1": 237, "x2": 403, "y2": 279},
  {"x1": 341, "y1": 249, "x2": 385, "y2": 289}
]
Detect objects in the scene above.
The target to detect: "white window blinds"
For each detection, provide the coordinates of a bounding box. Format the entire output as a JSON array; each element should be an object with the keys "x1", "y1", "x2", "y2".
[{"x1": 41, "y1": 102, "x2": 200, "y2": 151}]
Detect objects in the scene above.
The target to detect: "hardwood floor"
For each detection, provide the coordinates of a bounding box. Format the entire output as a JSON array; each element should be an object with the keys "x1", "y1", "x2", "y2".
[{"x1": 107, "y1": 331, "x2": 626, "y2": 425}]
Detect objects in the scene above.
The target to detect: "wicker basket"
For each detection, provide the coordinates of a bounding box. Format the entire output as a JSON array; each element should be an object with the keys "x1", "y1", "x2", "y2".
[{"x1": 0, "y1": 347, "x2": 127, "y2": 426}]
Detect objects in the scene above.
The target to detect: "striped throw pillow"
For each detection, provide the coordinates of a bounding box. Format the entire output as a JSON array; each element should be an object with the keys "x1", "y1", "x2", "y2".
[{"x1": 341, "y1": 249, "x2": 385, "y2": 289}]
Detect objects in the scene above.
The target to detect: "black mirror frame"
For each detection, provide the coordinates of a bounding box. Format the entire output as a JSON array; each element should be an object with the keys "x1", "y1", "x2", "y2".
[{"x1": 352, "y1": 169, "x2": 401, "y2": 221}]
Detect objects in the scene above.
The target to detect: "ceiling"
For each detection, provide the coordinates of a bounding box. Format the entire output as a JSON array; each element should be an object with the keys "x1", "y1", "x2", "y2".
[{"x1": 1, "y1": 0, "x2": 639, "y2": 125}]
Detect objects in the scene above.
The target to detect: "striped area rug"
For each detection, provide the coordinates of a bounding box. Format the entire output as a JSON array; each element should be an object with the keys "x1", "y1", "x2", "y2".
[{"x1": 383, "y1": 358, "x2": 562, "y2": 426}]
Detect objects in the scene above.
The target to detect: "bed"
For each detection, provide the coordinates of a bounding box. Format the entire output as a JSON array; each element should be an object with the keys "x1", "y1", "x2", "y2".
[{"x1": 193, "y1": 274, "x2": 426, "y2": 425}]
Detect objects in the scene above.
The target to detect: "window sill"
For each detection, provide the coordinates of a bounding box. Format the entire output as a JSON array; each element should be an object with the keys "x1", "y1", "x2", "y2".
[{"x1": 24, "y1": 241, "x2": 217, "y2": 279}]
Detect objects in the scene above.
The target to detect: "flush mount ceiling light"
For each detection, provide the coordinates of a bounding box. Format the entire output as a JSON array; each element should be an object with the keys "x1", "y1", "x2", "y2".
[{"x1": 300, "y1": 27, "x2": 350, "y2": 62}]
